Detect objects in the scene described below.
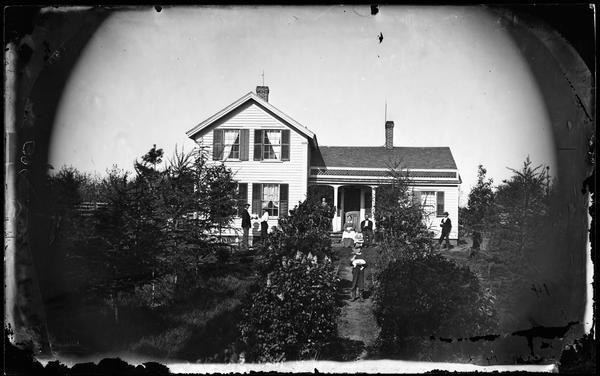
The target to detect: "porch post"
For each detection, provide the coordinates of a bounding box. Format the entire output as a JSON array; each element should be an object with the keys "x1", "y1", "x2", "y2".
[
  {"x1": 359, "y1": 187, "x2": 366, "y2": 223},
  {"x1": 371, "y1": 186, "x2": 377, "y2": 230},
  {"x1": 332, "y1": 184, "x2": 341, "y2": 232},
  {"x1": 340, "y1": 187, "x2": 345, "y2": 222}
]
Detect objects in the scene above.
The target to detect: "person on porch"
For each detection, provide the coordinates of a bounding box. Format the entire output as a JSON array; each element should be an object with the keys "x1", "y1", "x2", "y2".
[
  {"x1": 341, "y1": 225, "x2": 356, "y2": 248},
  {"x1": 360, "y1": 214, "x2": 373, "y2": 247},
  {"x1": 344, "y1": 214, "x2": 355, "y2": 230}
]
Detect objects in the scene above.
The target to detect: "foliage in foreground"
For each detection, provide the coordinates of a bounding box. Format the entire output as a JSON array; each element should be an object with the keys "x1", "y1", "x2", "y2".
[
  {"x1": 239, "y1": 197, "x2": 339, "y2": 362},
  {"x1": 370, "y1": 163, "x2": 497, "y2": 360},
  {"x1": 256, "y1": 198, "x2": 335, "y2": 272},
  {"x1": 239, "y1": 255, "x2": 340, "y2": 362},
  {"x1": 373, "y1": 253, "x2": 498, "y2": 359}
]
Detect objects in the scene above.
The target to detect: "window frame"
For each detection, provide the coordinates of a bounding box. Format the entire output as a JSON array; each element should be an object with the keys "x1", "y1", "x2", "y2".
[
  {"x1": 260, "y1": 183, "x2": 279, "y2": 217},
  {"x1": 262, "y1": 130, "x2": 282, "y2": 161},
  {"x1": 436, "y1": 191, "x2": 445, "y2": 217},
  {"x1": 223, "y1": 129, "x2": 241, "y2": 161},
  {"x1": 252, "y1": 183, "x2": 289, "y2": 218},
  {"x1": 413, "y1": 190, "x2": 445, "y2": 218},
  {"x1": 254, "y1": 129, "x2": 290, "y2": 162}
]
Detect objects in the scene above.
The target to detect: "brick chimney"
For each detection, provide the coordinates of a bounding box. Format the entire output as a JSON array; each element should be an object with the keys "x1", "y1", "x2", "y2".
[
  {"x1": 385, "y1": 121, "x2": 394, "y2": 149},
  {"x1": 256, "y1": 86, "x2": 269, "y2": 102}
]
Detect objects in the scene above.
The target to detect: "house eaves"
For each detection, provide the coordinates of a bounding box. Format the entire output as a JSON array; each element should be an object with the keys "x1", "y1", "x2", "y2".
[{"x1": 186, "y1": 92, "x2": 318, "y2": 148}]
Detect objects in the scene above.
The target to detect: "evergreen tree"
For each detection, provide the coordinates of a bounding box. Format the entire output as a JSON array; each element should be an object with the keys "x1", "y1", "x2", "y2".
[
  {"x1": 84, "y1": 146, "x2": 239, "y2": 314},
  {"x1": 489, "y1": 156, "x2": 551, "y2": 259},
  {"x1": 373, "y1": 164, "x2": 435, "y2": 268},
  {"x1": 461, "y1": 165, "x2": 495, "y2": 250}
]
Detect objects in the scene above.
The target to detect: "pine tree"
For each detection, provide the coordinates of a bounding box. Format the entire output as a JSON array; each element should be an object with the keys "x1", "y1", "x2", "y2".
[
  {"x1": 489, "y1": 156, "x2": 550, "y2": 260},
  {"x1": 461, "y1": 165, "x2": 495, "y2": 250},
  {"x1": 373, "y1": 163, "x2": 435, "y2": 265}
]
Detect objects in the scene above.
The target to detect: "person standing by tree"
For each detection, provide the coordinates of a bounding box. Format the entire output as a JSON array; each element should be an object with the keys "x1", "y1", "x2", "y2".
[
  {"x1": 438, "y1": 212, "x2": 452, "y2": 249},
  {"x1": 360, "y1": 214, "x2": 373, "y2": 247},
  {"x1": 259, "y1": 208, "x2": 269, "y2": 242}
]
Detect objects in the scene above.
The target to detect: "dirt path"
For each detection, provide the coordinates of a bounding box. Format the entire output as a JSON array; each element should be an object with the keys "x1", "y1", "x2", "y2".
[{"x1": 334, "y1": 245, "x2": 380, "y2": 358}]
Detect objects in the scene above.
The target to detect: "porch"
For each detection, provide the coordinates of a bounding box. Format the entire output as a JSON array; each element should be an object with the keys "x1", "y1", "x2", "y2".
[{"x1": 308, "y1": 184, "x2": 377, "y2": 232}]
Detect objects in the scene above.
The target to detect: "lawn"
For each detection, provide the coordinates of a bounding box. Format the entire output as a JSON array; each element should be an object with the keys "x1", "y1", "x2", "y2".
[{"x1": 47, "y1": 256, "x2": 259, "y2": 362}]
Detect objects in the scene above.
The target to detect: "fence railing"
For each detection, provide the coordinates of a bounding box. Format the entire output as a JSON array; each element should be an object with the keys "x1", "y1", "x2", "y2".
[{"x1": 74, "y1": 201, "x2": 108, "y2": 216}]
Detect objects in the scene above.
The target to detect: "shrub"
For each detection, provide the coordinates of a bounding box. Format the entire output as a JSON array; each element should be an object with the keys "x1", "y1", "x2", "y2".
[
  {"x1": 239, "y1": 255, "x2": 340, "y2": 362},
  {"x1": 256, "y1": 199, "x2": 334, "y2": 272},
  {"x1": 373, "y1": 253, "x2": 498, "y2": 358}
]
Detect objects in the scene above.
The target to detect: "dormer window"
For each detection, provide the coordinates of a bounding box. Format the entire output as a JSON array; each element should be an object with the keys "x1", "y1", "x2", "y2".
[{"x1": 254, "y1": 129, "x2": 290, "y2": 161}]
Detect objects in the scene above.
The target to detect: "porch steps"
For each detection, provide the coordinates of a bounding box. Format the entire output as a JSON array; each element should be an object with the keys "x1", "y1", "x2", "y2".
[{"x1": 329, "y1": 231, "x2": 343, "y2": 243}]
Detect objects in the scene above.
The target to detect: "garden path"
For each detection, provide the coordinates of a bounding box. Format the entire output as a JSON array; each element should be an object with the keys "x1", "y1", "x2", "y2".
[{"x1": 334, "y1": 244, "x2": 380, "y2": 358}]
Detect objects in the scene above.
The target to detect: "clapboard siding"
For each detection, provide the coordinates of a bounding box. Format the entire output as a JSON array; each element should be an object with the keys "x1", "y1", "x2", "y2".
[
  {"x1": 194, "y1": 102, "x2": 309, "y2": 234},
  {"x1": 411, "y1": 186, "x2": 459, "y2": 240}
]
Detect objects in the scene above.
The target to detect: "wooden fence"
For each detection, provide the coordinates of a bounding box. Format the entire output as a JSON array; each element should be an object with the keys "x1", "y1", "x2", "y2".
[{"x1": 74, "y1": 201, "x2": 108, "y2": 217}]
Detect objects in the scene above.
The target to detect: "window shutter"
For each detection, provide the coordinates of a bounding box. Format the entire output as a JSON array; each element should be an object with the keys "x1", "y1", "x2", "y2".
[
  {"x1": 253, "y1": 130, "x2": 262, "y2": 161},
  {"x1": 279, "y1": 184, "x2": 289, "y2": 217},
  {"x1": 212, "y1": 129, "x2": 224, "y2": 160},
  {"x1": 281, "y1": 130, "x2": 290, "y2": 161},
  {"x1": 239, "y1": 129, "x2": 249, "y2": 161},
  {"x1": 436, "y1": 191, "x2": 445, "y2": 216},
  {"x1": 252, "y1": 183, "x2": 262, "y2": 214}
]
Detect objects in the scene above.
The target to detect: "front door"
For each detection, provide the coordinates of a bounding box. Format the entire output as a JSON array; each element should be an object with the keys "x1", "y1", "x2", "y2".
[
  {"x1": 343, "y1": 187, "x2": 361, "y2": 212},
  {"x1": 342, "y1": 187, "x2": 361, "y2": 229}
]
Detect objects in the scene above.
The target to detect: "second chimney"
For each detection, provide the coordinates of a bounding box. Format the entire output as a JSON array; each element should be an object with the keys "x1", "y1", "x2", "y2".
[
  {"x1": 385, "y1": 121, "x2": 394, "y2": 149},
  {"x1": 256, "y1": 86, "x2": 269, "y2": 102}
]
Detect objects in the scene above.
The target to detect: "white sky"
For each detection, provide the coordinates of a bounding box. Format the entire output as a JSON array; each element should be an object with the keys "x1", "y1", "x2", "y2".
[{"x1": 49, "y1": 5, "x2": 556, "y2": 206}]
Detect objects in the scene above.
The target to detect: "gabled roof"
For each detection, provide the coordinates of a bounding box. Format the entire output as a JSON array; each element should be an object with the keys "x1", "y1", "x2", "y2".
[
  {"x1": 186, "y1": 92, "x2": 318, "y2": 147},
  {"x1": 311, "y1": 146, "x2": 457, "y2": 170}
]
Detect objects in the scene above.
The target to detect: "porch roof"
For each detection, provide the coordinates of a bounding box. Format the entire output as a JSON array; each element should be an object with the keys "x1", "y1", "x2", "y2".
[{"x1": 311, "y1": 146, "x2": 457, "y2": 170}]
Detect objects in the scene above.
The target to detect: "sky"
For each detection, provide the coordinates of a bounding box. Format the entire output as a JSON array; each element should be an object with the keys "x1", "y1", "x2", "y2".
[{"x1": 48, "y1": 5, "x2": 556, "y2": 206}]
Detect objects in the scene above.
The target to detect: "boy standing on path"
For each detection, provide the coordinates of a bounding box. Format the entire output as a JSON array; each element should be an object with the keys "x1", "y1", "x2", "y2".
[{"x1": 350, "y1": 245, "x2": 367, "y2": 302}]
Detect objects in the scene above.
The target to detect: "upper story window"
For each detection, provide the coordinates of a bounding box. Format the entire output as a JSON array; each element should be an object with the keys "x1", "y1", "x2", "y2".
[
  {"x1": 224, "y1": 130, "x2": 240, "y2": 160},
  {"x1": 212, "y1": 129, "x2": 249, "y2": 161},
  {"x1": 263, "y1": 130, "x2": 281, "y2": 160},
  {"x1": 254, "y1": 129, "x2": 290, "y2": 161}
]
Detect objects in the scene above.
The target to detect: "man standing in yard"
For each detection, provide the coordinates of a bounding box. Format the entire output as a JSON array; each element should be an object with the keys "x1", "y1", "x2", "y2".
[
  {"x1": 241, "y1": 203, "x2": 252, "y2": 250},
  {"x1": 438, "y1": 211, "x2": 452, "y2": 249},
  {"x1": 360, "y1": 214, "x2": 373, "y2": 247}
]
